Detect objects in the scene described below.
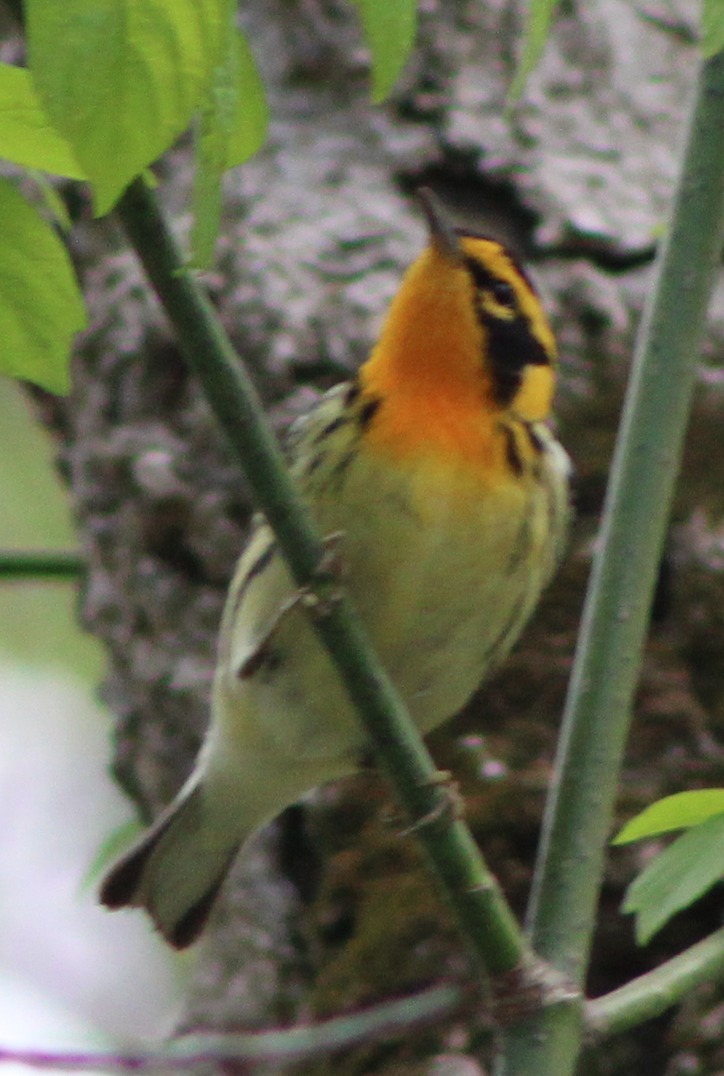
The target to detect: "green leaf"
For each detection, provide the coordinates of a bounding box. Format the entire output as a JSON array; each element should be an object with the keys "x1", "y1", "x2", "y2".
[
  {"x1": 703, "y1": 0, "x2": 724, "y2": 58},
  {"x1": 26, "y1": 0, "x2": 228, "y2": 215},
  {"x1": 353, "y1": 0, "x2": 417, "y2": 104},
  {"x1": 0, "y1": 63, "x2": 85, "y2": 178},
  {"x1": 624, "y1": 811, "x2": 724, "y2": 943},
  {"x1": 508, "y1": 0, "x2": 560, "y2": 106},
  {"x1": 226, "y1": 29, "x2": 268, "y2": 168},
  {"x1": 615, "y1": 789, "x2": 724, "y2": 844},
  {"x1": 82, "y1": 818, "x2": 143, "y2": 890},
  {"x1": 190, "y1": 27, "x2": 268, "y2": 268},
  {"x1": 0, "y1": 178, "x2": 86, "y2": 394},
  {"x1": 191, "y1": 111, "x2": 226, "y2": 271},
  {"x1": 31, "y1": 170, "x2": 73, "y2": 231}
]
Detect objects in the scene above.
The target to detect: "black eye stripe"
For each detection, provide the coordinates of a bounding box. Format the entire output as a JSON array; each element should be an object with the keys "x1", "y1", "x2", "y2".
[
  {"x1": 458, "y1": 233, "x2": 537, "y2": 291},
  {"x1": 465, "y1": 252, "x2": 518, "y2": 291},
  {"x1": 490, "y1": 279, "x2": 516, "y2": 305},
  {"x1": 461, "y1": 252, "x2": 551, "y2": 407},
  {"x1": 463, "y1": 255, "x2": 499, "y2": 294},
  {"x1": 462, "y1": 256, "x2": 522, "y2": 313},
  {"x1": 462, "y1": 238, "x2": 546, "y2": 305}
]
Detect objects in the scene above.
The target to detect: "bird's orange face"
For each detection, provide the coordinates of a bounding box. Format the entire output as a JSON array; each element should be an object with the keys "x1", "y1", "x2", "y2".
[{"x1": 358, "y1": 226, "x2": 558, "y2": 479}]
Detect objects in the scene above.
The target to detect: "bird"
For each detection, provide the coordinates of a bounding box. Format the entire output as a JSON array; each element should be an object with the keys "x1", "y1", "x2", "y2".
[{"x1": 100, "y1": 190, "x2": 571, "y2": 948}]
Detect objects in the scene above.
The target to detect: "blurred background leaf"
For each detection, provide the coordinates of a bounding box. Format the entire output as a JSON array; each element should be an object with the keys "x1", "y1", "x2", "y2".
[
  {"x1": 615, "y1": 789, "x2": 724, "y2": 844},
  {"x1": 0, "y1": 180, "x2": 85, "y2": 395},
  {"x1": 623, "y1": 812, "x2": 724, "y2": 944},
  {"x1": 352, "y1": 0, "x2": 417, "y2": 104}
]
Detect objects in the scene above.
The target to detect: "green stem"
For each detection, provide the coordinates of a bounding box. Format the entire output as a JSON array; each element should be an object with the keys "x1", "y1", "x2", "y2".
[
  {"x1": 115, "y1": 179, "x2": 529, "y2": 978},
  {"x1": 587, "y1": 927, "x2": 724, "y2": 1039},
  {"x1": 0, "y1": 550, "x2": 83, "y2": 578},
  {"x1": 499, "y1": 49, "x2": 724, "y2": 1075},
  {"x1": 172, "y1": 982, "x2": 462, "y2": 1062}
]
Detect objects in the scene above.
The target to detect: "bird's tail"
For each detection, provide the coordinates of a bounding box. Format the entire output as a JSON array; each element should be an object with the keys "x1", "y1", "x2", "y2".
[{"x1": 99, "y1": 778, "x2": 243, "y2": 949}]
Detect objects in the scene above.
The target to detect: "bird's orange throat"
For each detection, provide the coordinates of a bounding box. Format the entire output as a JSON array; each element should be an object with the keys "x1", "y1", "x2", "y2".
[
  {"x1": 359, "y1": 249, "x2": 493, "y2": 468},
  {"x1": 359, "y1": 374, "x2": 505, "y2": 478},
  {"x1": 357, "y1": 247, "x2": 553, "y2": 483}
]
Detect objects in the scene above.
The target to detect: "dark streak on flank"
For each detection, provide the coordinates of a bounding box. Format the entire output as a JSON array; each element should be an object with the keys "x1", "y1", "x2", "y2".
[
  {"x1": 357, "y1": 395, "x2": 382, "y2": 430},
  {"x1": 486, "y1": 588, "x2": 529, "y2": 671},
  {"x1": 522, "y1": 423, "x2": 544, "y2": 481},
  {"x1": 328, "y1": 447, "x2": 358, "y2": 490},
  {"x1": 344, "y1": 381, "x2": 361, "y2": 407},
  {"x1": 505, "y1": 514, "x2": 532, "y2": 576},
  {"x1": 542, "y1": 465, "x2": 563, "y2": 555},
  {"x1": 231, "y1": 540, "x2": 276, "y2": 620},
  {"x1": 304, "y1": 452, "x2": 325, "y2": 477},
  {"x1": 238, "y1": 642, "x2": 282, "y2": 681},
  {"x1": 477, "y1": 587, "x2": 527, "y2": 674},
  {"x1": 311, "y1": 414, "x2": 347, "y2": 445},
  {"x1": 501, "y1": 423, "x2": 524, "y2": 477},
  {"x1": 523, "y1": 422, "x2": 545, "y2": 455}
]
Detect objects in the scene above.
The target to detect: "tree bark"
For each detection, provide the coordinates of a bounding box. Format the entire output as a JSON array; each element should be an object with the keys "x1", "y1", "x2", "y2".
[{"x1": 33, "y1": 0, "x2": 724, "y2": 1071}]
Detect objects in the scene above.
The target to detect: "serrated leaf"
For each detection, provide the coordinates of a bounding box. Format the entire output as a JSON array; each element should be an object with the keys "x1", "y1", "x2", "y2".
[
  {"x1": 703, "y1": 0, "x2": 724, "y2": 58},
  {"x1": 623, "y1": 811, "x2": 724, "y2": 944},
  {"x1": 508, "y1": 0, "x2": 560, "y2": 106},
  {"x1": 0, "y1": 62, "x2": 85, "y2": 178},
  {"x1": 354, "y1": 0, "x2": 417, "y2": 104},
  {"x1": 190, "y1": 27, "x2": 268, "y2": 268},
  {"x1": 0, "y1": 178, "x2": 86, "y2": 394},
  {"x1": 615, "y1": 789, "x2": 724, "y2": 844},
  {"x1": 26, "y1": 0, "x2": 228, "y2": 215}
]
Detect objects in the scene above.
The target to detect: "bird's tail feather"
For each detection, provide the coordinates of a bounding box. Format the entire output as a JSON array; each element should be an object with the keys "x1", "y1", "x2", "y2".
[{"x1": 99, "y1": 781, "x2": 241, "y2": 948}]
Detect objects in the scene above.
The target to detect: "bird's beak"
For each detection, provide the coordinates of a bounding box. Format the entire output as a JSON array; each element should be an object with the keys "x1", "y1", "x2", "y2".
[{"x1": 417, "y1": 187, "x2": 463, "y2": 263}]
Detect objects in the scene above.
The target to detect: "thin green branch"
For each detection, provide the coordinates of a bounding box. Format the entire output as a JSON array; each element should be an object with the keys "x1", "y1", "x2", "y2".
[
  {"x1": 172, "y1": 982, "x2": 462, "y2": 1063},
  {"x1": 499, "y1": 48, "x2": 724, "y2": 1075},
  {"x1": 0, "y1": 983, "x2": 462, "y2": 1071},
  {"x1": 587, "y1": 927, "x2": 724, "y2": 1039},
  {"x1": 0, "y1": 550, "x2": 83, "y2": 578},
  {"x1": 114, "y1": 179, "x2": 531, "y2": 981}
]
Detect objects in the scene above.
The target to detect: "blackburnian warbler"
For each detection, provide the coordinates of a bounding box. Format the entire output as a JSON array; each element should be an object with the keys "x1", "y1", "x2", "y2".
[{"x1": 100, "y1": 191, "x2": 571, "y2": 948}]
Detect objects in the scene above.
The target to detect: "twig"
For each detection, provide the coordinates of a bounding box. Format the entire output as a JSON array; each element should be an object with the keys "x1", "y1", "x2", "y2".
[
  {"x1": 0, "y1": 983, "x2": 462, "y2": 1071},
  {"x1": 587, "y1": 927, "x2": 724, "y2": 1039},
  {"x1": 0, "y1": 550, "x2": 83, "y2": 579}
]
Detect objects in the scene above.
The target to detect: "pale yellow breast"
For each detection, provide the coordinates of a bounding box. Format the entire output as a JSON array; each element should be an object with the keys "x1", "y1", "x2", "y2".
[{"x1": 214, "y1": 385, "x2": 569, "y2": 764}]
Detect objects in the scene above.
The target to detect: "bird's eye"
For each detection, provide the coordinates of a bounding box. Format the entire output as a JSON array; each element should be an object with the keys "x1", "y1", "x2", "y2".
[{"x1": 491, "y1": 279, "x2": 516, "y2": 306}]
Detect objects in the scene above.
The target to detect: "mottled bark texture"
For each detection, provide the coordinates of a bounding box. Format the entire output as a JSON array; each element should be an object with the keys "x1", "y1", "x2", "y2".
[{"x1": 30, "y1": 0, "x2": 724, "y2": 1071}]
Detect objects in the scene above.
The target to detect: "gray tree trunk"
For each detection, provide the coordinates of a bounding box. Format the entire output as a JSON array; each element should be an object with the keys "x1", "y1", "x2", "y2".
[{"x1": 34, "y1": 0, "x2": 724, "y2": 1071}]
